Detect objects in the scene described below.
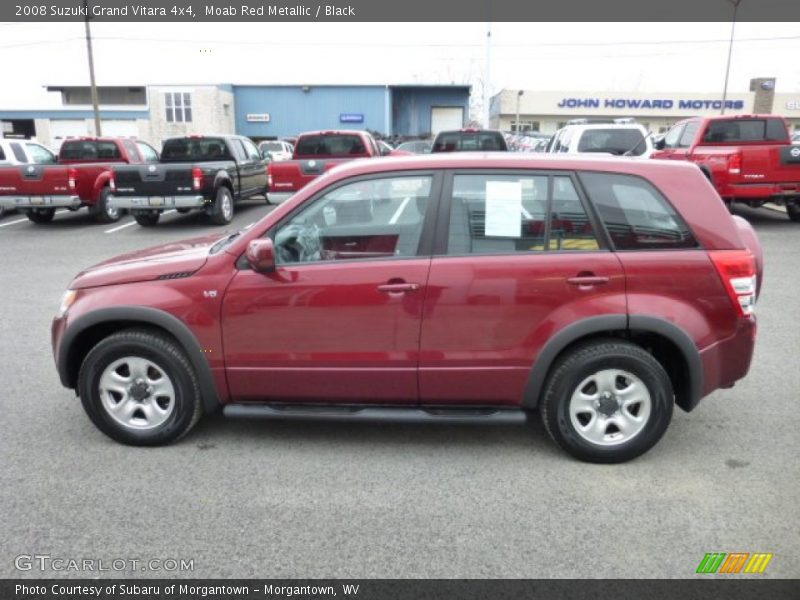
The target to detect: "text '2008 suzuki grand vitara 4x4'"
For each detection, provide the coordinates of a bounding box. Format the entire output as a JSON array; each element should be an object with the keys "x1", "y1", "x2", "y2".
[{"x1": 52, "y1": 154, "x2": 762, "y2": 462}]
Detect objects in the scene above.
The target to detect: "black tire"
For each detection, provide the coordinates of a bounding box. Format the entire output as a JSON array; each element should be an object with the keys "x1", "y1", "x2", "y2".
[
  {"x1": 539, "y1": 339, "x2": 674, "y2": 463},
  {"x1": 133, "y1": 210, "x2": 160, "y2": 227},
  {"x1": 208, "y1": 186, "x2": 234, "y2": 225},
  {"x1": 91, "y1": 187, "x2": 121, "y2": 223},
  {"x1": 787, "y1": 202, "x2": 800, "y2": 223},
  {"x1": 77, "y1": 329, "x2": 203, "y2": 446},
  {"x1": 26, "y1": 208, "x2": 56, "y2": 223},
  {"x1": 176, "y1": 208, "x2": 192, "y2": 214}
]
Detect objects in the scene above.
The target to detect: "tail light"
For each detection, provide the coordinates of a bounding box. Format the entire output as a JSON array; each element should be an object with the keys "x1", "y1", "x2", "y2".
[
  {"x1": 728, "y1": 152, "x2": 742, "y2": 175},
  {"x1": 192, "y1": 167, "x2": 203, "y2": 191},
  {"x1": 68, "y1": 168, "x2": 78, "y2": 191},
  {"x1": 709, "y1": 249, "x2": 757, "y2": 317}
]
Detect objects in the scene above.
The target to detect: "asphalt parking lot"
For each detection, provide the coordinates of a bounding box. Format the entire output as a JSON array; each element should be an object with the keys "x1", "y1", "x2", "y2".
[{"x1": 0, "y1": 200, "x2": 798, "y2": 579}]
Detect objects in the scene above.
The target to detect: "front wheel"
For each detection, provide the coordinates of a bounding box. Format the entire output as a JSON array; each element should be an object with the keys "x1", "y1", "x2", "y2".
[
  {"x1": 787, "y1": 202, "x2": 800, "y2": 223},
  {"x1": 77, "y1": 329, "x2": 203, "y2": 445},
  {"x1": 26, "y1": 208, "x2": 56, "y2": 223},
  {"x1": 539, "y1": 340, "x2": 674, "y2": 463},
  {"x1": 208, "y1": 186, "x2": 234, "y2": 225},
  {"x1": 133, "y1": 210, "x2": 160, "y2": 227}
]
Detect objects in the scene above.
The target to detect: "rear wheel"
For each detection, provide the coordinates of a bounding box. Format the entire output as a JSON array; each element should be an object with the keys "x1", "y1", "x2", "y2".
[
  {"x1": 787, "y1": 202, "x2": 800, "y2": 222},
  {"x1": 133, "y1": 210, "x2": 160, "y2": 227},
  {"x1": 208, "y1": 186, "x2": 234, "y2": 225},
  {"x1": 539, "y1": 340, "x2": 674, "y2": 463},
  {"x1": 77, "y1": 329, "x2": 203, "y2": 446},
  {"x1": 26, "y1": 208, "x2": 56, "y2": 223},
  {"x1": 91, "y1": 187, "x2": 121, "y2": 223}
]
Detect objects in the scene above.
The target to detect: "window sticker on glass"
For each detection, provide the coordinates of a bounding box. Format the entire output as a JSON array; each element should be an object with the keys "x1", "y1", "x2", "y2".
[{"x1": 484, "y1": 180, "x2": 522, "y2": 237}]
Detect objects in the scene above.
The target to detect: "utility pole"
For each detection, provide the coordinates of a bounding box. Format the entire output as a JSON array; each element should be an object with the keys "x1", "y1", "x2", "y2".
[
  {"x1": 484, "y1": 21, "x2": 492, "y2": 128},
  {"x1": 515, "y1": 90, "x2": 524, "y2": 132},
  {"x1": 720, "y1": 0, "x2": 742, "y2": 115},
  {"x1": 83, "y1": 0, "x2": 102, "y2": 135}
]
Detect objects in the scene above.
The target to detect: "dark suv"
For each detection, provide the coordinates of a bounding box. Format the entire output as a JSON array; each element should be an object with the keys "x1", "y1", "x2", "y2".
[
  {"x1": 52, "y1": 154, "x2": 761, "y2": 462},
  {"x1": 431, "y1": 128, "x2": 509, "y2": 152}
]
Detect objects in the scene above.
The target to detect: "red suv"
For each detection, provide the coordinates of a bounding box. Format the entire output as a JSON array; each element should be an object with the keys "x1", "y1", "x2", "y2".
[{"x1": 52, "y1": 154, "x2": 761, "y2": 462}]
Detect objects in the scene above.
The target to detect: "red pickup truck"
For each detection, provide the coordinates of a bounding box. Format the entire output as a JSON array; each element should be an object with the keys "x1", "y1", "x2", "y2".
[
  {"x1": 0, "y1": 137, "x2": 160, "y2": 224},
  {"x1": 267, "y1": 130, "x2": 398, "y2": 203},
  {"x1": 653, "y1": 115, "x2": 800, "y2": 222}
]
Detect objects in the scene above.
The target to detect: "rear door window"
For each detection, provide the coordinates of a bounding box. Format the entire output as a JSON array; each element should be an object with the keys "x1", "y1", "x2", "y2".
[
  {"x1": 579, "y1": 172, "x2": 697, "y2": 250},
  {"x1": 446, "y1": 173, "x2": 600, "y2": 255}
]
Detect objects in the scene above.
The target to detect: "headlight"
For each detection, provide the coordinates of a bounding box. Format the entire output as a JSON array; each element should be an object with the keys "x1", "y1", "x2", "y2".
[{"x1": 58, "y1": 290, "x2": 77, "y2": 318}]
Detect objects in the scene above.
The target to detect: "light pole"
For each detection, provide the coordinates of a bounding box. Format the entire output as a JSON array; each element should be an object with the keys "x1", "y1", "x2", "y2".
[
  {"x1": 83, "y1": 0, "x2": 102, "y2": 135},
  {"x1": 720, "y1": 0, "x2": 742, "y2": 115},
  {"x1": 515, "y1": 90, "x2": 524, "y2": 132}
]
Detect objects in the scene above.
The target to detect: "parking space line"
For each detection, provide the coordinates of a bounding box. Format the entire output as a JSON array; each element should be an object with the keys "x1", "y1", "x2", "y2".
[
  {"x1": 389, "y1": 197, "x2": 411, "y2": 225},
  {"x1": 0, "y1": 217, "x2": 31, "y2": 228},
  {"x1": 105, "y1": 210, "x2": 176, "y2": 233}
]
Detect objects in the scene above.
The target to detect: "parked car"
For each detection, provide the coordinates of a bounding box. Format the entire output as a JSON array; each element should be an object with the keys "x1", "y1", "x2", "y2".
[
  {"x1": 52, "y1": 154, "x2": 761, "y2": 463},
  {"x1": 0, "y1": 138, "x2": 60, "y2": 218},
  {"x1": 109, "y1": 134, "x2": 269, "y2": 226},
  {"x1": 431, "y1": 128, "x2": 509, "y2": 152},
  {"x1": 653, "y1": 114, "x2": 800, "y2": 221},
  {"x1": 0, "y1": 165, "x2": 78, "y2": 220},
  {"x1": 0, "y1": 137, "x2": 160, "y2": 223},
  {"x1": 395, "y1": 140, "x2": 432, "y2": 154},
  {"x1": 267, "y1": 130, "x2": 385, "y2": 204},
  {"x1": 258, "y1": 140, "x2": 294, "y2": 162},
  {"x1": 547, "y1": 119, "x2": 654, "y2": 157}
]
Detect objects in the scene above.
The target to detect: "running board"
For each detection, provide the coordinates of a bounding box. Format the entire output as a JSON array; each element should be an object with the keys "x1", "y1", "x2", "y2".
[{"x1": 223, "y1": 404, "x2": 527, "y2": 425}]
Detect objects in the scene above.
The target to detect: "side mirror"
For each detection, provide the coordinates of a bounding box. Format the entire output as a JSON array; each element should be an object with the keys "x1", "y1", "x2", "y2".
[
  {"x1": 246, "y1": 238, "x2": 276, "y2": 273},
  {"x1": 653, "y1": 138, "x2": 666, "y2": 150}
]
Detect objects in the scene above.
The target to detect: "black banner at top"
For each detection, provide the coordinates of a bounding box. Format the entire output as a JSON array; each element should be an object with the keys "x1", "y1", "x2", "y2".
[{"x1": 4, "y1": 0, "x2": 800, "y2": 22}]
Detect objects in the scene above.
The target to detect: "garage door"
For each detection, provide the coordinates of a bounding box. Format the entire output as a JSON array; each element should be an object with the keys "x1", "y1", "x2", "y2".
[
  {"x1": 431, "y1": 107, "x2": 465, "y2": 135},
  {"x1": 102, "y1": 120, "x2": 139, "y2": 138},
  {"x1": 50, "y1": 120, "x2": 89, "y2": 149}
]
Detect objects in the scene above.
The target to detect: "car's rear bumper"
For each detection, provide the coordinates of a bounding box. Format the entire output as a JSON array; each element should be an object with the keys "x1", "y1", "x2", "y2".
[
  {"x1": 0, "y1": 195, "x2": 81, "y2": 209},
  {"x1": 109, "y1": 194, "x2": 206, "y2": 210},
  {"x1": 698, "y1": 316, "x2": 757, "y2": 401},
  {"x1": 726, "y1": 182, "x2": 800, "y2": 200},
  {"x1": 266, "y1": 192, "x2": 293, "y2": 204}
]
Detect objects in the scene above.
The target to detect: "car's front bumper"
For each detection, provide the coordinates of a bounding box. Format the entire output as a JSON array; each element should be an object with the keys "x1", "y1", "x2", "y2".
[
  {"x1": 109, "y1": 194, "x2": 206, "y2": 210},
  {"x1": 0, "y1": 195, "x2": 81, "y2": 209}
]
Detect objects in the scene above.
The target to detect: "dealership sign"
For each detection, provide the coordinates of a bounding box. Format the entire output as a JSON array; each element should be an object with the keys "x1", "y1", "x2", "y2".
[
  {"x1": 246, "y1": 113, "x2": 270, "y2": 122},
  {"x1": 339, "y1": 113, "x2": 364, "y2": 123},
  {"x1": 556, "y1": 98, "x2": 746, "y2": 110},
  {"x1": 786, "y1": 101, "x2": 800, "y2": 110}
]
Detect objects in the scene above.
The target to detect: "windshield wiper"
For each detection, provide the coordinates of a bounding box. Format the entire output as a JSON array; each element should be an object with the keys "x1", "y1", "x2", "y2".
[
  {"x1": 210, "y1": 231, "x2": 240, "y2": 254},
  {"x1": 623, "y1": 131, "x2": 653, "y2": 156}
]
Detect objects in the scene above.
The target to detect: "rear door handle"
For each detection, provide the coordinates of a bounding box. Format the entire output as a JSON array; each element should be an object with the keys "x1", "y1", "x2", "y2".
[
  {"x1": 567, "y1": 276, "x2": 610, "y2": 286},
  {"x1": 378, "y1": 283, "x2": 421, "y2": 294}
]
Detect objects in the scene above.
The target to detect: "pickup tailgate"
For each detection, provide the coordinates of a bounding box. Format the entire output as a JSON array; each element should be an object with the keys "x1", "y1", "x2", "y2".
[
  {"x1": 269, "y1": 158, "x2": 350, "y2": 193},
  {"x1": 0, "y1": 165, "x2": 74, "y2": 196},
  {"x1": 737, "y1": 144, "x2": 800, "y2": 185},
  {"x1": 113, "y1": 164, "x2": 195, "y2": 197}
]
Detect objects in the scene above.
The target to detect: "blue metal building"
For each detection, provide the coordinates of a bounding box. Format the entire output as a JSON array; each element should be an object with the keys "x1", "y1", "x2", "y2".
[{"x1": 233, "y1": 84, "x2": 470, "y2": 139}]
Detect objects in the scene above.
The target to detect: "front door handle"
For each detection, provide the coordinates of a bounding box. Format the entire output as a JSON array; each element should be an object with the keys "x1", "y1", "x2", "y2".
[
  {"x1": 567, "y1": 275, "x2": 610, "y2": 286},
  {"x1": 378, "y1": 282, "x2": 421, "y2": 294}
]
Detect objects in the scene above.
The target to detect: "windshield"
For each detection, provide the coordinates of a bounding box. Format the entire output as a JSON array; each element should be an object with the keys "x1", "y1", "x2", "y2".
[
  {"x1": 161, "y1": 138, "x2": 232, "y2": 162},
  {"x1": 260, "y1": 142, "x2": 284, "y2": 152},
  {"x1": 577, "y1": 129, "x2": 646, "y2": 155},
  {"x1": 294, "y1": 134, "x2": 367, "y2": 157},
  {"x1": 432, "y1": 131, "x2": 507, "y2": 152},
  {"x1": 702, "y1": 119, "x2": 788, "y2": 143}
]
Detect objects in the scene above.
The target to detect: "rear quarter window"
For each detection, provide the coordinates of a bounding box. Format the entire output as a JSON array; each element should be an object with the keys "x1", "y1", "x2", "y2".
[
  {"x1": 579, "y1": 172, "x2": 698, "y2": 250},
  {"x1": 577, "y1": 129, "x2": 646, "y2": 155}
]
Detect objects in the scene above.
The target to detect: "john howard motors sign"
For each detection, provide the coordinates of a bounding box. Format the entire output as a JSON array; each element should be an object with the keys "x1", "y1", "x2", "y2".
[{"x1": 557, "y1": 97, "x2": 746, "y2": 110}]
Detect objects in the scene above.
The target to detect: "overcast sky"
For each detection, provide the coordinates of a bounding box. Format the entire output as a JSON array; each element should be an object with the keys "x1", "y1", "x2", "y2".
[{"x1": 1, "y1": 21, "x2": 799, "y2": 109}]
